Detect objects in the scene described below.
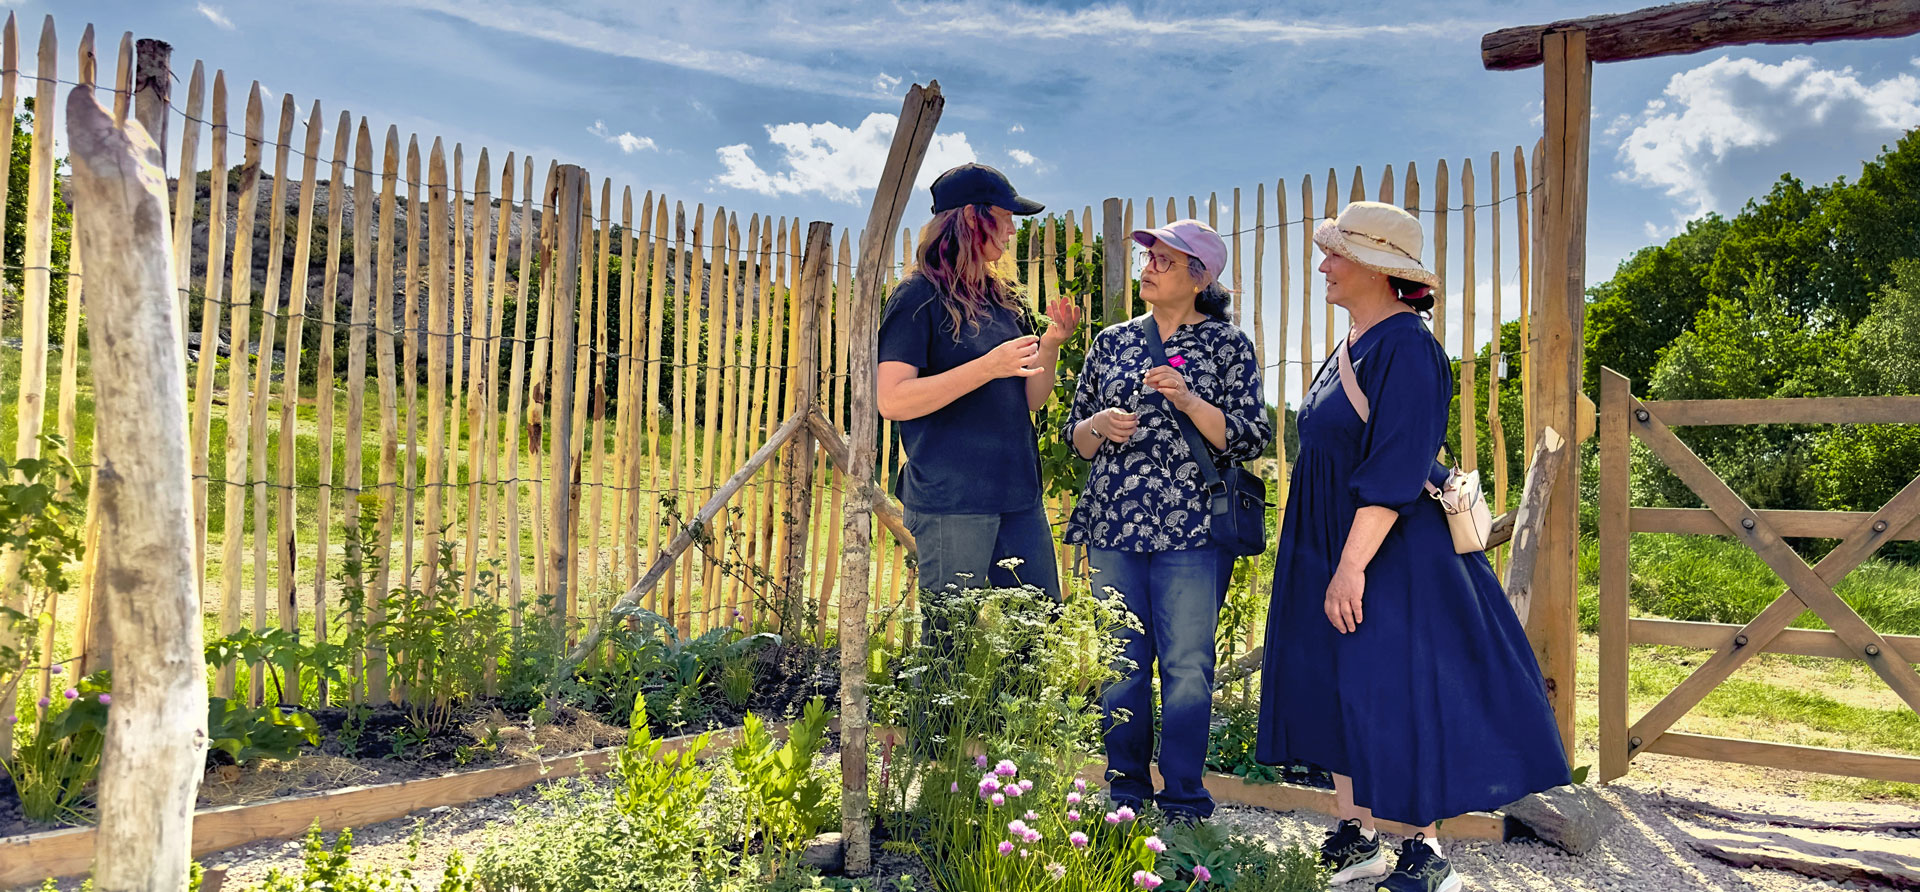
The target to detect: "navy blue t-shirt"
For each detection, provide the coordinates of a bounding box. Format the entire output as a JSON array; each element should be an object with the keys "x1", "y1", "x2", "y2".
[{"x1": 876, "y1": 273, "x2": 1042, "y2": 515}]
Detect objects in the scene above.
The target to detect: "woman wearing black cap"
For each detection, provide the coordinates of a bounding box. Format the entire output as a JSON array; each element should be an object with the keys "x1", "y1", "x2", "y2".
[{"x1": 877, "y1": 163, "x2": 1078, "y2": 603}]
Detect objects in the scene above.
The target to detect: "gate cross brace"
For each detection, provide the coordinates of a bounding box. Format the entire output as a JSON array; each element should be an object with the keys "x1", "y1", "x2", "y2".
[{"x1": 1623, "y1": 395, "x2": 1920, "y2": 755}]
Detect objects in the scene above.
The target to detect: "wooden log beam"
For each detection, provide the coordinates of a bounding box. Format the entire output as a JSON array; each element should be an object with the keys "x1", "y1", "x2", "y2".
[
  {"x1": 808, "y1": 409, "x2": 915, "y2": 554},
  {"x1": 839, "y1": 81, "x2": 943, "y2": 876},
  {"x1": 559, "y1": 408, "x2": 809, "y2": 674},
  {"x1": 65, "y1": 84, "x2": 208, "y2": 892},
  {"x1": 1502, "y1": 426, "x2": 1570, "y2": 627},
  {"x1": 1482, "y1": 0, "x2": 1920, "y2": 71}
]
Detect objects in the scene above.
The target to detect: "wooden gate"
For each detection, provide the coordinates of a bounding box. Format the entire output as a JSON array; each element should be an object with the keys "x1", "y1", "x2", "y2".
[{"x1": 1596, "y1": 368, "x2": 1920, "y2": 783}]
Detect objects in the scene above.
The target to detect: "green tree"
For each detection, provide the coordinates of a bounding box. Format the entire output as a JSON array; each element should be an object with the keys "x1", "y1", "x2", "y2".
[
  {"x1": 1640, "y1": 281, "x2": 1843, "y2": 511},
  {"x1": 3, "y1": 97, "x2": 74, "y2": 340},
  {"x1": 1807, "y1": 261, "x2": 1920, "y2": 528},
  {"x1": 1583, "y1": 215, "x2": 1727, "y2": 395}
]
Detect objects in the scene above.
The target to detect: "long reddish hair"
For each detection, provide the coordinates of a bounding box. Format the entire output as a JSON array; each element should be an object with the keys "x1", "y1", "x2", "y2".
[{"x1": 905, "y1": 204, "x2": 1020, "y2": 339}]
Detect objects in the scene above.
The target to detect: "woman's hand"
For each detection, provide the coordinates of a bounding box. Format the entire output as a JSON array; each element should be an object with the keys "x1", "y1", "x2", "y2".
[
  {"x1": 1143, "y1": 364, "x2": 1201, "y2": 412},
  {"x1": 1039, "y1": 297, "x2": 1082, "y2": 350},
  {"x1": 1086, "y1": 407, "x2": 1139, "y2": 444},
  {"x1": 984, "y1": 335, "x2": 1044, "y2": 379},
  {"x1": 1324, "y1": 565, "x2": 1365, "y2": 634}
]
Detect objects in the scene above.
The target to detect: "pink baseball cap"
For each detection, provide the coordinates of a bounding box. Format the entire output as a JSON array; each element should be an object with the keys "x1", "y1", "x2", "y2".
[{"x1": 1130, "y1": 219, "x2": 1227, "y2": 284}]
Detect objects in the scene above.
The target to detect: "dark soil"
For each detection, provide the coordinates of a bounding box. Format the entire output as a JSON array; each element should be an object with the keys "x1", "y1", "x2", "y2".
[{"x1": 1, "y1": 642, "x2": 843, "y2": 840}]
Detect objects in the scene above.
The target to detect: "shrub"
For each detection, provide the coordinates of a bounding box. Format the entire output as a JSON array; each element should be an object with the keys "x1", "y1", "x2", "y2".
[
  {"x1": 730, "y1": 696, "x2": 837, "y2": 861},
  {"x1": 243, "y1": 825, "x2": 475, "y2": 892}
]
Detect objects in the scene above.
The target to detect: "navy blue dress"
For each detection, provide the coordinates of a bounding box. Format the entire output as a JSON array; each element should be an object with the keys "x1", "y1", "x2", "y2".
[{"x1": 1255, "y1": 312, "x2": 1568, "y2": 827}]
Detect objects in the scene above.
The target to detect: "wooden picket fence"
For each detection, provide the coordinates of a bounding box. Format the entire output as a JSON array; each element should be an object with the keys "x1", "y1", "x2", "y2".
[{"x1": 0, "y1": 13, "x2": 1547, "y2": 714}]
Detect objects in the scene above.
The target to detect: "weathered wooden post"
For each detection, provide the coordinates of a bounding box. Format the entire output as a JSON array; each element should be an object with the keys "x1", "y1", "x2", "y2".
[
  {"x1": 65, "y1": 85, "x2": 207, "y2": 891},
  {"x1": 1101, "y1": 197, "x2": 1126, "y2": 325},
  {"x1": 838, "y1": 81, "x2": 944, "y2": 875},
  {"x1": 1532, "y1": 27, "x2": 1590, "y2": 758},
  {"x1": 548, "y1": 166, "x2": 586, "y2": 634},
  {"x1": 778, "y1": 223, "x2": 832, "y2": 634}
]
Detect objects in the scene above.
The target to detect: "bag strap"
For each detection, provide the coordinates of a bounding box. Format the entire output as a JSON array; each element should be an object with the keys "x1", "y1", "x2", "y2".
[
  {"x1": 1339, "y1": 333, "x2": 1444, "y2": 498},
  {"x1": 1336, "y1": 335, "x2": 1371, "y2": 424},
  {"x1": 1135, "y1": 317, "x2": 1225, "y2": 494}
]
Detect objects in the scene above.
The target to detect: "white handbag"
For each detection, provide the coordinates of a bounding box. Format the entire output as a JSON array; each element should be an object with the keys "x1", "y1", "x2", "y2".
[{"x1": 1337, "y1": 336, "x2": 1494, "y2": 554}]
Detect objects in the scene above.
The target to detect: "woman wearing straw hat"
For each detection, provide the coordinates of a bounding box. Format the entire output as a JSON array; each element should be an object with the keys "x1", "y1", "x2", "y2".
[
  {"x1": 1256, "y1": 202, "x2": 1567, "y2": 892},
  {"x1": 878, "y1": 163, "x2": 1077, "y2": 603},
  {"x1": 1062, "y1": 219, "x2": 1271, "y2": 822}
]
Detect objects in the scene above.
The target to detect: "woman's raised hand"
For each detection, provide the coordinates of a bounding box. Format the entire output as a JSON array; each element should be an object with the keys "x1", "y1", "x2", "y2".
[
  {"x1": 985, "y1": 334, "x2": 1044, "y2": 379},
  {"x1": 1143, "y1": 364, "x2": 1199, "y2": 412},
  {"x1": 1039, "y1": 296, "x2": 1082, "y2": 349}
]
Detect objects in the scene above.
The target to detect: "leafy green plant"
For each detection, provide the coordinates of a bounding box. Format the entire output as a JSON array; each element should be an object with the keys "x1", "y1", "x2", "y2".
[
  {"x1": 1227, "y1": 842, "x2": 1329, "y2": 892},
  {"x1": 730, "y1": 696, "x2": 835, "y2": 861},
  {"x1": 380, "y1": 538, "x2": 508, "y2": 735},
  {"x1": 0, "y1": 434, "x2": 87, "y2": 708},
  {"x1": 1155, "y1": 814, "x2": 1245, "y2": 885},
  {"x1": 869, "y1": 579, "x2": 1147, "y2": 891},
  {"x1": 205, "y1": 696, "x2": 321, "y2": 764},
  {"x1": 3, "y1": 669, "x2": 109, "y2": 822},
  {"x1": 473, "y1": 694, "x2": 786, "y2": 892},
  {"x1": 582, "y1": 605, "x2": 778, "y2": 729},
  {"x1": 936, "y1": 756, "x2": 1161, "y2": 891},
  {"x1": 244, "y1": 824, "x2": 476, "y2": 892}
]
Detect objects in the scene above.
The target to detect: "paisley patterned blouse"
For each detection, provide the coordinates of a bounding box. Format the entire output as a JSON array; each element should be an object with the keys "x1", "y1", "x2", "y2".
[{"x1": 1062, "y1": 315, "x2": 1272, "y2": 552}]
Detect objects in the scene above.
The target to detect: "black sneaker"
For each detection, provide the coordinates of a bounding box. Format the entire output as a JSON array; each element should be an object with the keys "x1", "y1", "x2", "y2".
[
  {"x1": 1320, "y1": 819, "x2": 1388, "y2": 885},
  {"x1": 1375, "y1": 835, "x2": 1461, "y2": 892}
]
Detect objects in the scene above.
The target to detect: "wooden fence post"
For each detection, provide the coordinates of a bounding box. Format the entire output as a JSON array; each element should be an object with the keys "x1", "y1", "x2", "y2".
[
  {"x1": 1533, "y1": 27, "x2": 1591, "y2": 756},
  {"x1": 1101, "y1": 198, "x2": 1126, "y2": 325},
  {"x1": 778, "y1": 223, "x2": 832, "y2": 635},
  {"x1": 839, "y1": 81, "x2": 943, "y2": 875},
  {"x1": 548, "y1": 166, "x2": 587, "y2": 634},
  {"x1": 132, "y1": 38, "x2": 168, "y2": 167},
  {"x1": 66, "y1": 83, "x2": 208, "y2": 892}
]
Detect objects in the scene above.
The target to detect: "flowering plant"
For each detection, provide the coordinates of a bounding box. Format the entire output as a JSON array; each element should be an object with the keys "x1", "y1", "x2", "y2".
[
  {"x1": 3, "y1": 669, "x2": 110, "y2": 823},
  {"x1": 942, "y1": 760, "x2": 1208, "y2": 891}
]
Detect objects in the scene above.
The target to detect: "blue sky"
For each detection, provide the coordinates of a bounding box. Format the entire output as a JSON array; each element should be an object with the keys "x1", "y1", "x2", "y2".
[{"x1": 23, "y1": 1, "x2": 1920, "y2": 398}]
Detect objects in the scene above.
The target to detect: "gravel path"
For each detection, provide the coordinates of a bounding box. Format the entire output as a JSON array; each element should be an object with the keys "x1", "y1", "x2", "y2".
[
  {"x1": 1213, "y1": 776, "x2": 1906, "y2": 892},
  {"x1": 15, "y1": 773, "x2": 1909, "y2": 891}
]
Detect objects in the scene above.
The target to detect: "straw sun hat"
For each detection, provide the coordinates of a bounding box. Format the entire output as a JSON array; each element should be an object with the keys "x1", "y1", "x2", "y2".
[{"x1": 1313, "y1": 201, "x2": 1439, "y2": 289}]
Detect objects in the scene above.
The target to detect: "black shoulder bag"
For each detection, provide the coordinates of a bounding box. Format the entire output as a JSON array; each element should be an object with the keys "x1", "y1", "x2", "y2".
[{"x1": 1136, "y1": 318, "x2": 1270, "y2": 558}]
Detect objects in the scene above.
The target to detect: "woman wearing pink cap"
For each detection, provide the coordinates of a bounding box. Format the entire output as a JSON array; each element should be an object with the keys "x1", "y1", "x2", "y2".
[{"x1": 1061, "y1": 218, "x2": 1271, "y2": 822}]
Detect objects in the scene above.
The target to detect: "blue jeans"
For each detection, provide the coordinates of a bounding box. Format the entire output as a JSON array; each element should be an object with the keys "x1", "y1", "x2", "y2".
[
  {"x1": 904, "y1": 503, "x2": 1062, "y2": 602},
  {"x1": 1092, "y1": 545, "x2": 1231, "y2": 819}
]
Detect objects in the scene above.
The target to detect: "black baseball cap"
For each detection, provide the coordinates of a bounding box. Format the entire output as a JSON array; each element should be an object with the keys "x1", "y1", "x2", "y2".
[{"x1": 929, "y1": 163, "x2": 1045, "y2": 216}]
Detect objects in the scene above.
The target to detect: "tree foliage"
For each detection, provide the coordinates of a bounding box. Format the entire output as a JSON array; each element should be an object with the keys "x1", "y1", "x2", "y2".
[{"x1": 1596, "y1": 129, "x2": 1920, "y2": 555}]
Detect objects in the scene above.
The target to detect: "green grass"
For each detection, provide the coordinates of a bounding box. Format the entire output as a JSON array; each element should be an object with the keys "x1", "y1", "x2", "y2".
[{"x1": 1577, "y1": 530, "x2": 1920, "y2": 636}]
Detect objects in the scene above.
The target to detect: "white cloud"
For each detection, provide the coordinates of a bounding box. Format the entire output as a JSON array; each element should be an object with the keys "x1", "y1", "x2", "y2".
[
  {"x1": 196, "y1": 3, "x2": 235, "y2": 31},
  {"x1": 381, "y1": 0, "x2": 1480, "y2": 101},
  {"x1": 588, "y1": 120, "x2": 658, "y2": 154},
  {"x1": 1009, "y1": 124, "x2": 1025, "y2": 134},
  {"x1": 1615, "y1": 55, "x2": 1920, "y2": 222},
  {"x1": 715, "y1": 113, "x2": 976, "y2": 203},
  {"x1": 1007, "y1": 148, "x2": 1037, "y2": 167}
]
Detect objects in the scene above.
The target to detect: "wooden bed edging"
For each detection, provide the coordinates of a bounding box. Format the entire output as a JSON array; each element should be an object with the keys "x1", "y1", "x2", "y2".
[
  {"x1": 0, "y1": 722, "x2": 769, "y2": 887},
  {"x1": 869, "y1": 728, "x2": 1508, "y2": 841},
  {"x1": 1078, "y1": 763, "x2": 1506, "y2": 842}
]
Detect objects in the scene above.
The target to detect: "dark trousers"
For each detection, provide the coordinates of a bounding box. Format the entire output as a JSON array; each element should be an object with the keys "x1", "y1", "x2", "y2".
[
  {"x1": 904, "y1": 503, "x2": 1062, "y2": 602},
  {"x1": 1092, "y1": 545, "x2": 1230, "y2": 819}
]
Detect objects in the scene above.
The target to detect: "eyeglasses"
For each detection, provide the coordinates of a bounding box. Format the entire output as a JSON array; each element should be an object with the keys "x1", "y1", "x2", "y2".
[{"x1": 1137, "y1": 249, "x2": 1182, "y2": 274}]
